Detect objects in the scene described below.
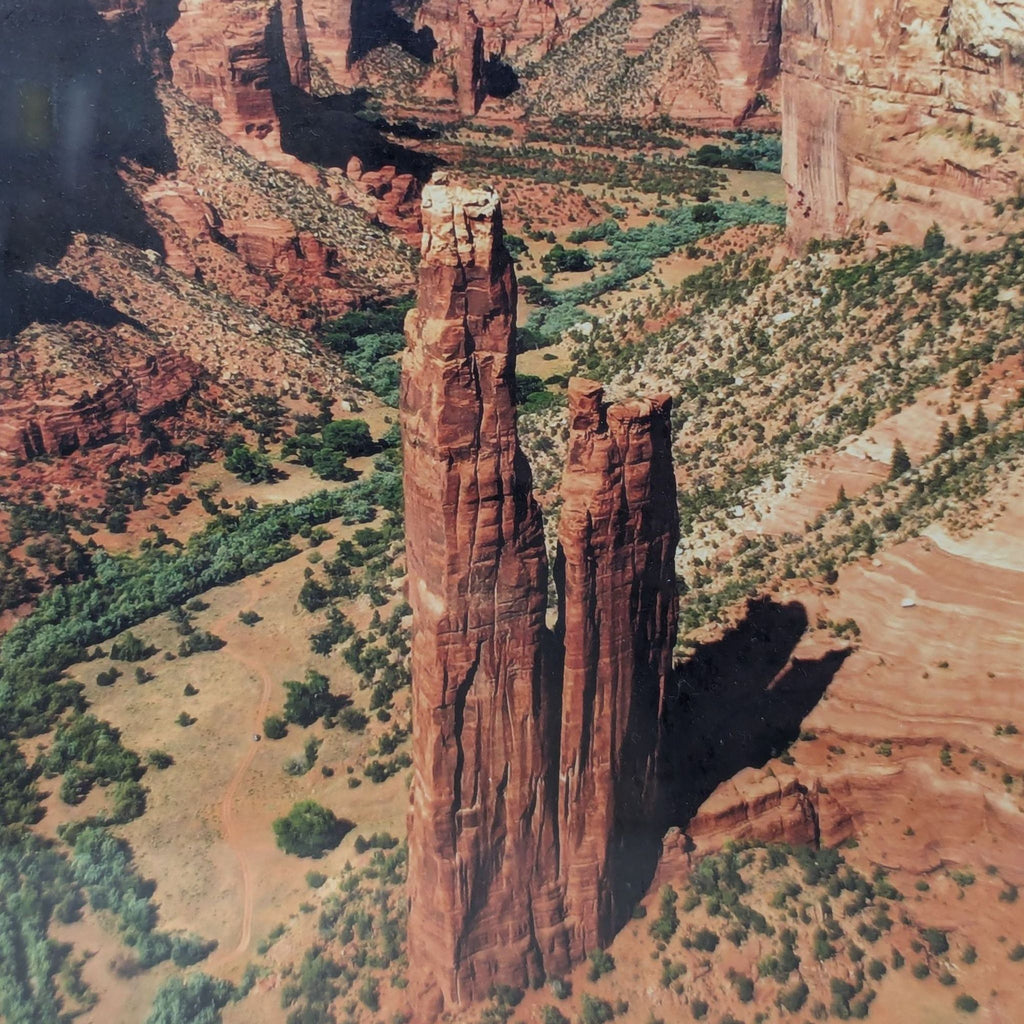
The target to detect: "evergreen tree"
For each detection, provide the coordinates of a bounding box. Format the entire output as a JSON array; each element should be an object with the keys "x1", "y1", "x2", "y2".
[
  {"x1": 971, "y1": 404, "x2": 989, "y2": 435},
  {"x1": 934, "y1": 421, "x2": 955, "y2": 455},
  {"x1": 956, "y1": 414, "x2": 973, "y2": 444},
  {"x1": 889, "y1": 439, "x2": 911, "y2": 479}
]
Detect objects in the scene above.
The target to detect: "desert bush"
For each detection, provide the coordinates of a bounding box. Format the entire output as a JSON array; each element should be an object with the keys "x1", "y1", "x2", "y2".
[{"x1": 273, "y1": 801, "x2": 350, "y2": 858}]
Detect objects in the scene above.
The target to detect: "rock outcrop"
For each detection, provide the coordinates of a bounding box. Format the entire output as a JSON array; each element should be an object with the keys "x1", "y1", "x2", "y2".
[
  {"x1": 401, "y1": 178, "x2": 679, "y2": 1014},
  {"x1": 0, "y1": 349, "x2": 199, "y2": 466},
  {"x1": 402, "y1": 178, "x2": 570, "y2": 1012},
  {"x1": 555, "y1": 379, "x2": 679, "y2": 951},
  {"x1": 406, "y1": 0, "x2": 781, "y2": 121},
  {"x1": 169, "y1": 0, "x2": 311, "y2": 148},
  {"x1": 782, "y1": 0, "x2": 1024, "y2": 248}
]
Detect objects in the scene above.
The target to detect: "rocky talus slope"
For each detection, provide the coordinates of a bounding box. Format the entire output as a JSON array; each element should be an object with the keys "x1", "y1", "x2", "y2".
[
  {"x1": 401, "y1": 178, "x2": 680, "y2": 1014},
  {"x1": 520, "y1": 0, "x2": 781, "y2": 125}
]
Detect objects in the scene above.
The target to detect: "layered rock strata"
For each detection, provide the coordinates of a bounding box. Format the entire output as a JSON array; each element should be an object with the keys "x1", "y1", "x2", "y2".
[
  {"x1": 782, "y1": 0, "x2": 1024, "y2": 248},
  {"x1": 410, "y1": 0, "x2": 781, "y2": 120},
  {"x1": 0, "y1": 350, "x2": 199, "y2": 466},
  {"x1": 402, "y1": 178, "x2": 679, "y2": 1013}
]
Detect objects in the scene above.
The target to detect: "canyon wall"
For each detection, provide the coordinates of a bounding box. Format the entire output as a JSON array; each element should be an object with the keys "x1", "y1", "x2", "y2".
[
  {"x1": 0, "y1": 349, "x2": 200, "y2": 466},
  {"x1": 415, "y1": 0, "x2": 782, "y2": 121},
  {"x1": 782, "y1": 0, "x2": 1024, "y2": 248},
  {"x1": 401, "y1": 178, "x2": 680, "y2": 1013},
  {"x1": 169, "y1": 0, "x2": 311, "y2": 149}
]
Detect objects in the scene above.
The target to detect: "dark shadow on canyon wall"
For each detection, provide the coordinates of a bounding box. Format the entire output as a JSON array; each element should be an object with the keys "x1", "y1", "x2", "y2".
[
  {"x1": 349, "y1": 0, "x2": 436, "y2": 65},
  {"x1": 0, "y1": 0, "x2": 176, "y2": 334},
  {"x1": 607, "y1": 596, "x2": 849, "y2": 934},
  {"x1": 0, "y1": 275, "x2": 149, "y2": 338},
  {"x1": 480, "y1": 55, "x2": 520, "y2": 100},
  {"x1": 267, "y1": 3, "x2": 438, "y2": 179}
]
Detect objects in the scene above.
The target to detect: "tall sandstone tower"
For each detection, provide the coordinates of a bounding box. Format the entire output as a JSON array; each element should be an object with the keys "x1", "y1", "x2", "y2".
[{"x1": 401, "y1": 175, "x2": 679, "y2": 1015}]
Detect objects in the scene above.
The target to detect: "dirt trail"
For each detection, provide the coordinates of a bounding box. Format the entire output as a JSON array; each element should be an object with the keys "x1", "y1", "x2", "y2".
[{"x1": 209, "y1": 588, "x2": 275, "y2": 967}]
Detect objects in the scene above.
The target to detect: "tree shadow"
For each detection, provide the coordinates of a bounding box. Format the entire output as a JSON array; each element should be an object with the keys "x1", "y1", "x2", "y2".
[{"x1": 663, "y1": 595, "x2": 851, "y2": 824}]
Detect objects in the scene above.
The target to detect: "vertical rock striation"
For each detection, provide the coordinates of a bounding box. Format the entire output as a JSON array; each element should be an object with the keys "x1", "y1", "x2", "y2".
[
  {"x1": 555, "y1": 380, "x2": 679, "y2": 953},
  {"x1": 782, "y1": 0, "x2": 1024, "y2": 249},
  {"x1": 402, "y1": 179, "x2": 680, "y2": 1016},
  {"x1": 402, "y1": 176, "x2": 569, "y2": 1013}
]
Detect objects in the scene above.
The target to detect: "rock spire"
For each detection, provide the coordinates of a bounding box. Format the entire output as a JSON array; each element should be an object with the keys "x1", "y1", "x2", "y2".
[{"x1": 401, "y1": 174, "x2": 679, "y2": 1015}]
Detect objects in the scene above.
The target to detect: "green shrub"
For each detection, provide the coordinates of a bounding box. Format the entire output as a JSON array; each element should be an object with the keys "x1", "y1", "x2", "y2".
[
  {"x1": 922, "y1": 928, "x2": 949, "y2": 955},
  {"x1": 225, "y1": 444, "x2": 275, "y2": 484},
  {"x1": 145, "y1": 973, "x2": 234, "y2": 1024},
  {"x1": 587, "y1": 948, "x2": 615, "y2": 981},
  {"x1": 263, "y1": 715, "x2": 287, "y2": 740},
  {"x1": 650, "y1": 885, "x2": 680, "y2": 941},
  {"x1": 111, "y1": 632, "x2": 154, "y2": 662},
  {"x1": 272, "y1": 801, "x2": 351, "y2": 858},
  {"x1": 579, "y1": 994, "x2": 614, "y2": 1024},
  {"x1": 777, "y1": 981, "x2": 808, "y2": 1013},
  {"x1": 283, "y1": 670, "x2": 337, "y2": 726}
]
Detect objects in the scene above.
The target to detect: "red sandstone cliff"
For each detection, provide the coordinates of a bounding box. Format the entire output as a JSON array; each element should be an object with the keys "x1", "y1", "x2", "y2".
[
  {"x1": 408, "y1": 0, "x2": 781, "y2": 121},
  {"x1": 169, "y1": 0, "x2": 310, "y2": 151},
  {"x1": 782, "y1": 0, "x2": 1024, "y2": 248},
  {"x1": 0, "y1": 345, "x2": 200, "y2": 466},
  {"x1": 555, "y1": 379, "x2": 679, "y2": 952},
  {"x1": 401, "y1": 180, "x2": 680, "y2": 1014}
]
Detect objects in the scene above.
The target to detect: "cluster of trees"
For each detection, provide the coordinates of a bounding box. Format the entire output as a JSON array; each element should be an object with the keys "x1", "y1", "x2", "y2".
[
  {"x1": 528, "y1": 199, "x2": 785, "y2": 337},
  {"x1": 42, "y1": 713, "x2": 144, "y2": 814},
  {"x1": 282, "y1": 670, "x2": 346, "y2": 727},
  {"x1": 541, "y1": 244, "x2": 595, "y2": 275},
  {"x1": 69, "y1": 825, "x2": 217, "y2": 969},
  {"x1": 692, "y1": 131, "x2": 782, "y2": 173},
  {"x1": 283, "y1": 419, "x2": 376, "y2": 482},
  {"x1": 455, "y1": 137, "x2": 722, "y2": 198},
  {"x1": 145, "y1": 973, "x2": 237, "y2": 1024},
  {"x1": 0, "y1": 831, "x2": 84, "y2": 1021},
  {"x1": 224, "y1": 436, "x2": 277, "y2": 485},
  {"x1": 1, "y1": 471, "x2": 398, "y2": 732},
  {"x1": 515, "y1": 374, "x2": 561, "y2": 414},
  {"x1": 319, "y1": 297, "x2": 413, "y2": 406}
]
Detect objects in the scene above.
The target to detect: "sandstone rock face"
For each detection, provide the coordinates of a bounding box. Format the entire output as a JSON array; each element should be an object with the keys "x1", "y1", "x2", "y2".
[
  {"x1": 407, "y1": 0, "x2": 780, "y2": 121},
  {"x1": 169, "y1": 0, "x2": 311, "y2": 146},
  {"x1": 0, "y1": 350, "x2": 199, "y2": 466},
  {"x1": 623, "y1": 1, "x2": 781, "y2": 123},
  {"x1": 555, "y1": 379, "x2": 679, "y2": 951},
  {"x1": 402, "y1": 178, "x2": 569, "y2": 1012},
  {"x1": 782, "y1": 0, "x2": 1024, "y2": 248},
  {"x1": 402, "y1": 179, "x2": 679, "y2": 1014}
]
